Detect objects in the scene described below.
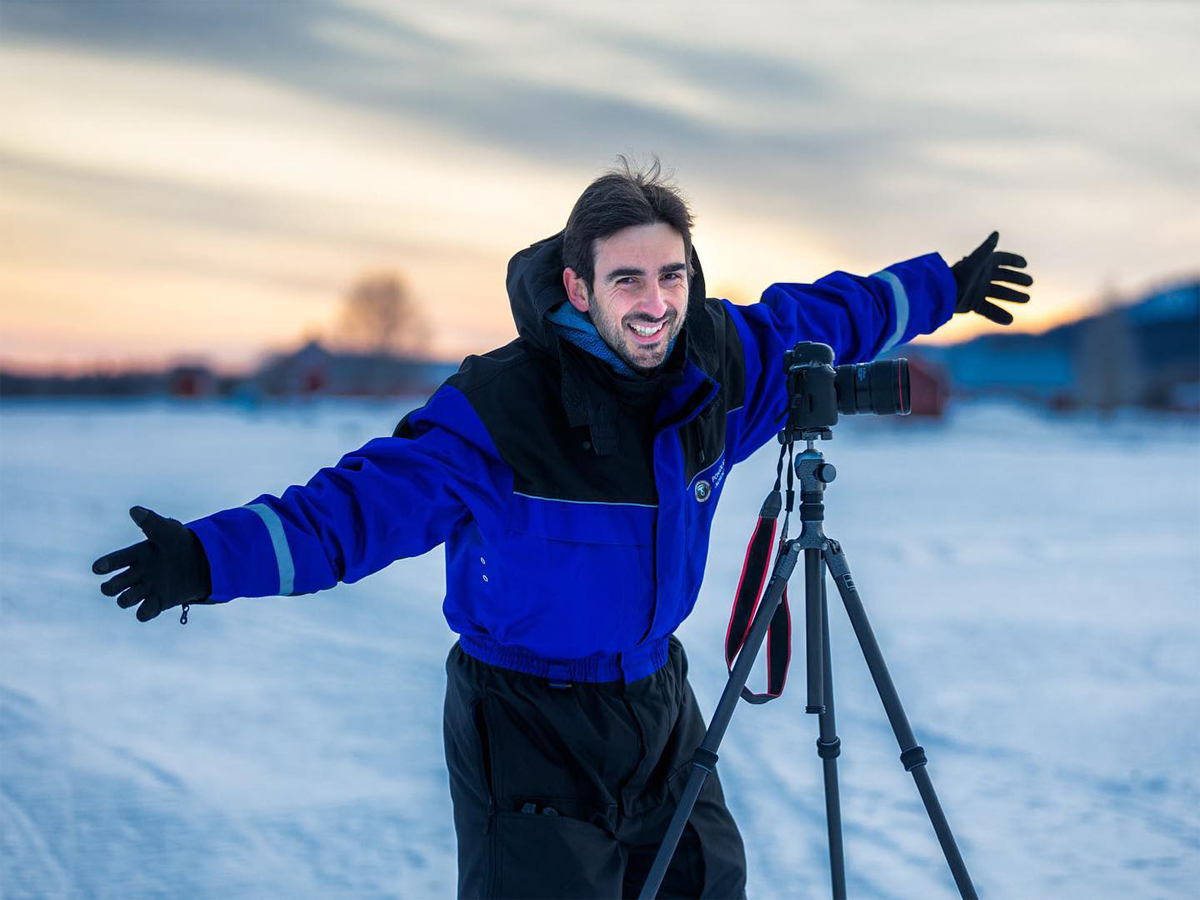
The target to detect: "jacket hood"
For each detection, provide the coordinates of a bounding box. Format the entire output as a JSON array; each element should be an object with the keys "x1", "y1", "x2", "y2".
[
  {"x1": 503, "y1": 229, "x2": 720, "y2": 456},
  {"x1": 505, "y1": 229, "x2": 716, "y2": 367}
]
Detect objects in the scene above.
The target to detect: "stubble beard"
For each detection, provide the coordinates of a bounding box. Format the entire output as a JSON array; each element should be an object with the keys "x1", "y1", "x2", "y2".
[{"x1": 588, "y1": 291, "x2": 684, "y2": 375}]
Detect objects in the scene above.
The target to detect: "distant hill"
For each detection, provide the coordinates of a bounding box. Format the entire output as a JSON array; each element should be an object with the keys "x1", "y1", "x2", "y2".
[{"x1": 902, "y1": 279, "x2": 1199, "y2": 410}]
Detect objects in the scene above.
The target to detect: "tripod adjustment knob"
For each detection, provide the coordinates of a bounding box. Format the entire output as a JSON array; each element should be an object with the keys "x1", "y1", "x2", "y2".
[{"x1": 816, "y1": 463, "x2": 837, "y2": 484}]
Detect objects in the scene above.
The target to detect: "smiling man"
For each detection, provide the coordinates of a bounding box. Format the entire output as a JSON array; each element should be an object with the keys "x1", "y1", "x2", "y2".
[
  {"x1": 563, "y1": 221, "x2": 690, "y2": 372},
  {"x1": 92, "y1": 157, "x2": 1032, "y2": 898}
]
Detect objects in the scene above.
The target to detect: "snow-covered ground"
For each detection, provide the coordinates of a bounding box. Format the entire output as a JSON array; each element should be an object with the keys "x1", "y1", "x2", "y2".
[{"x1": 2, "y1": 397, "x2": 1197, "y2": 900}]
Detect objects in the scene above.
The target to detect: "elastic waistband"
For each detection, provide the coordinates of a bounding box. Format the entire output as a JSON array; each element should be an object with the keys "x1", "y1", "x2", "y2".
[{"x1": 458, "y1": 633, "x2": 671, "y2": 683}]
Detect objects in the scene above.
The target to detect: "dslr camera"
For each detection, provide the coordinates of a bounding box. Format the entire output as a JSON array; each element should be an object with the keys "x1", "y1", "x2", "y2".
[{"x1": 782, "y1": 342, "x2": 911, "y2": 437}]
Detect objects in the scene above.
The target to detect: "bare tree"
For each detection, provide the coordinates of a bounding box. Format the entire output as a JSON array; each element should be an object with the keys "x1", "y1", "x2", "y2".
[{"x1": 337, "y1": 272, "x2": 429, "y2": 356}]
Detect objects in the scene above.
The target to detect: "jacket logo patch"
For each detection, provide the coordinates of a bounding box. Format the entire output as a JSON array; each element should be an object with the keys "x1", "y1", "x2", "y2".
[{"x1": 693, "y1": 453, "x2": 725, "y2": 504}]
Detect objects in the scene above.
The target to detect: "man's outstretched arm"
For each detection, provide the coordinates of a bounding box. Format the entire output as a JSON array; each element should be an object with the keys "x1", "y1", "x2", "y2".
[
  {"x1": 91, "y1": 384, "x2": 511, "y2": 620},
  {"x1": 723, "y1": 231, "x2": 1033, "y2": 462}
]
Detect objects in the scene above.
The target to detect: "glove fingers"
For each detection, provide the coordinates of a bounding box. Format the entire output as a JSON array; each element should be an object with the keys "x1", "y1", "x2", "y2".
[
  {"x1": 993, "y1": 265, "x2": 1032, "y2": 287},
  {"x1": 92, "y1": 541, "x2": 145, "y2": 575},
  {"x1": 117, "y1": 581, "x2": 150, "y2": 609},
  {"x1": 136, "y1": 593, "x2": 165, "y2": 622},
  {"x1": 975, "y1": 299, "x2": 1014, "y2": 325},
  {"x1": 967, "y1": 231, "x2": 1000, "y2": 264},
  {"x1": 993, "y1": 251, "x2": 1027, "y2": 269},
  {"x1": 130, "y1": 506, "x2": 177, "y2": 544},
  {"x1": 101, "y1": 567, "x2": 141, "y2": 597},
  {"x1": 986, "y1": 284, "x2": 1030, "y2": 304}
]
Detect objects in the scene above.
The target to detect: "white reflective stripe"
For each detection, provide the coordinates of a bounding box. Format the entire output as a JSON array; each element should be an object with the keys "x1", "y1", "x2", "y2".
[
  {"x1": 871, "y1": 269, "x2": 910, "y2": 355},
  {"x1": 513, "y1": 491, "x2": 657, "y2": 508},
  {"x1": 244, "y1": 503, "x2": 295, "y2": 595}
]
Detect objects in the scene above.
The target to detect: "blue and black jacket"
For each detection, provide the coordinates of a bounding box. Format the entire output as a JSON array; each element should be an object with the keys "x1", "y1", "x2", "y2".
[{"x1": 186, "y1": 232, "x2": 956, "y2": 682}]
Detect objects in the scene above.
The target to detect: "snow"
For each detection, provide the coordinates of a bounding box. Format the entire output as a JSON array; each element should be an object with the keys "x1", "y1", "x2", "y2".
[{"x1": 2, "y1": 397, "x2": 1198, "y2": 899}]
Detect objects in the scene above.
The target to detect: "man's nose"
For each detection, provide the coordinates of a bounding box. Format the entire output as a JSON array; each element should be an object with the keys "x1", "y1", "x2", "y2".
[{"x1": 640, "y1": 284, "x2": 669, "y2": 318}]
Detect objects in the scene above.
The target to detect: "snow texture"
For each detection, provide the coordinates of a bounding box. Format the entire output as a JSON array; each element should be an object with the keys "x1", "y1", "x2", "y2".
[{"x1": 1, "y1": 397, "x2": 1197, "y2": 900}]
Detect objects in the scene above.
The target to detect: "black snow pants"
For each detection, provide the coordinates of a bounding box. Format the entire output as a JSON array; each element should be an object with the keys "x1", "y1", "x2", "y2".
[{"x1": 443, "y1": 635, "x2": 748, "y2": 899}]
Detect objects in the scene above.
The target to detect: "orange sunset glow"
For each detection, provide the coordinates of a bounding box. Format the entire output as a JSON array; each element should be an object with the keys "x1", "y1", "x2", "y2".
[{"x1": 1, "y1": 3, "x2": 1196, "y2": 375}]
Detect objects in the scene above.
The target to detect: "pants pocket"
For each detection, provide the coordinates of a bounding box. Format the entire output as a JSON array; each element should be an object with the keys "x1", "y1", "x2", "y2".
[
  {"x1": 472, "y1": 699, "x2": 494, "y2": 801},
  {"x1": 444, "y1": 689, "x2": 497, "y2": 897},
  {"x1": 493, "y1": 808, "x2": 624, "y2": 899}
]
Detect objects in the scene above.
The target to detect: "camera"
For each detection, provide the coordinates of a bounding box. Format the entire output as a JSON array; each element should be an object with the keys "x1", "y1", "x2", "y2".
[{"x1": 783, "y1": 342, "x2": 910, "y2": 436}]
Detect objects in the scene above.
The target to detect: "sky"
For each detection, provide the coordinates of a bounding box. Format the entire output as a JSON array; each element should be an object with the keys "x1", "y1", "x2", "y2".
[{"x1": 1, "y1": 0, "x2": 1197, "y2": 375}]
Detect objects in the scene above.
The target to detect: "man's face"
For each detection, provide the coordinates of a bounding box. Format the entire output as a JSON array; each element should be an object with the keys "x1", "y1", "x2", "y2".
[{"x1": 563, "y1": 221, "x2": 689, "y2": 373}]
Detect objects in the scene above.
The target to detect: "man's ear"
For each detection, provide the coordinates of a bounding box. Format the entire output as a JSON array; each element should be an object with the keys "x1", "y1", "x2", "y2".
[{"x1": 563, "y1": 268, "x2": 590, "y2": 313}]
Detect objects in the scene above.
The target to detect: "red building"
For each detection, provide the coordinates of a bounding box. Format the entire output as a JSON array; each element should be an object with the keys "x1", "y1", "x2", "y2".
[{"x1": 905, "y1": 356, "x2": 949, "y2": 418}]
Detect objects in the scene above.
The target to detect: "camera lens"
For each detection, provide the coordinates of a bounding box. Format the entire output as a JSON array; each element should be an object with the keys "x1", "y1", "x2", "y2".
[{"x1": 835, "y1": 359, "x2": 910, "y2": 415}]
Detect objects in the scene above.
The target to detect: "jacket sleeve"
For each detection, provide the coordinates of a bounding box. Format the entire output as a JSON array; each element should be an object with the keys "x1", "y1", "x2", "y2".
[
  {"x1": 184, "y1": 384, "x2": 510, "y2": 602},
  {"x1": 724, "y1": 251, "x2": 957, "y2": 464}
]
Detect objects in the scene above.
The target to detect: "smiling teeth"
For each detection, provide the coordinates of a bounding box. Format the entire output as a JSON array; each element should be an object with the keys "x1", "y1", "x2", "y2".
[{"x1": 630, "y1": 321, "x2": 664, "y2": 336}]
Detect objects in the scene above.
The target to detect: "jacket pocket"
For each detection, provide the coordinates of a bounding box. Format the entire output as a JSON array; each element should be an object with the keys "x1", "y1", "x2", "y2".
[
  {"x1": 493, "y1": 495, "x2": 658, "y2": 656},
  {"x1": 506, "y1": 491, "x2": 655, "y2": 546}
]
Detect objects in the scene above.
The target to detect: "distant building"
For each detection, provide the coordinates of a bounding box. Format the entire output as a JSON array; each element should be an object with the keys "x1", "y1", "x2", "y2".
[
  {"x1": 905, "y1": 356, "x2": 950, "y2": 417},
  {"x1": 249, "y1": 339, "x2": 455, "y2": 398},
  {"x1": 168, "y1": 364, "x2": 217, "y2": 398},
  {"x1": 252, "y1": 340, "x2": 334, "y2": 397}
]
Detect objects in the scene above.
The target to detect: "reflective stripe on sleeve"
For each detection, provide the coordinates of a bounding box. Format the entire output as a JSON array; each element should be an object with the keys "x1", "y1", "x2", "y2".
[
  {"x1": 871, "y1": 269, "x2": 910, "y2": 355},
  {"x1": 244, "y1": 503, "x2": 295, "y2": 596}
]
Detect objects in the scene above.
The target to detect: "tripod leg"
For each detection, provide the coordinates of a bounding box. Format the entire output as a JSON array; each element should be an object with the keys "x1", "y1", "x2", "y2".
[
  {"x1": 817, "y1": 572, "x2": 846, "y2": 900},
  {"x1": 822, "y1": 540, "x2": 978, "y2": 900},
  {"x1": 806, "y1": 547, "x2": 826, "y2": 714}
]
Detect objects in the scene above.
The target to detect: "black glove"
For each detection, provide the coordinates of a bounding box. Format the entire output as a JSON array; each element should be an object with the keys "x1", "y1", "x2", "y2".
[
  {"x1": 92, "y1": 506, "x2": 213, "y2": 622},
  {"x1": 950, "y1": 231, "x2": 1033, "y2": 325}
]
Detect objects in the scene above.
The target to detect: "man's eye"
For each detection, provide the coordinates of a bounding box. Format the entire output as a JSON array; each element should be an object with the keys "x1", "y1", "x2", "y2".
[
  {"x1": 662, "y1": 273, "x2": 681, "y2": 282},
  {"x1": 618, "y1": 277, "x2": 637, "y2": 286}
]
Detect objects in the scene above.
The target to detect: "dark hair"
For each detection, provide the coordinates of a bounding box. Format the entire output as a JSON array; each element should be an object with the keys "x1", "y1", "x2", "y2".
[{"x1": 563, "y1": 155, "x2": 694, "y2": 292}]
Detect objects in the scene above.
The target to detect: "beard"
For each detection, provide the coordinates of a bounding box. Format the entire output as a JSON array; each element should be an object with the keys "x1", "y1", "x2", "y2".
[{"x1": 587, "y1": 291, "x2": 686, "y2": 374}]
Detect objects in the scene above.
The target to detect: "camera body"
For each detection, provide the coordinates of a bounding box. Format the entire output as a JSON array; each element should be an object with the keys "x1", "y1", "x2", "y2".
[{"x1": 783, "y1": 342, "x2": 911, "y2": 438}]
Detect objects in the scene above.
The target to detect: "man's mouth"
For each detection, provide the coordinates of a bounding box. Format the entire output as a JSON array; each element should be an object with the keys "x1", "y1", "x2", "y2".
[{"x1": 627, "y1": 318, "x2": 667, "y2": 344}]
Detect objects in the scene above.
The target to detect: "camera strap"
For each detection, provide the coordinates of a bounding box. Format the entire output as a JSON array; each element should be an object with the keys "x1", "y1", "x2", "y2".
[{"x1": 724, "y1": 441, "x2": 794, "y2": 703}]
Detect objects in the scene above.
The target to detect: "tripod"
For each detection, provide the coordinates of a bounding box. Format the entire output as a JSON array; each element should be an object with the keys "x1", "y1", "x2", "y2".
[{"x1": 638, "y1": 430, "x2": 977, "y2": 900}]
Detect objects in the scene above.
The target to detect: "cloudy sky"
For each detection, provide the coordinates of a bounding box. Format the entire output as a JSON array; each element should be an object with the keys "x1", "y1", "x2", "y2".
[{"x1": 1, "y1": 0, "x2": 1197, "y2": 374}]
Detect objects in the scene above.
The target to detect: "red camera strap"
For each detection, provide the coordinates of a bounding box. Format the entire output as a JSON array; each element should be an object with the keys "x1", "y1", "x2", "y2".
[{"x1": 724, "y1": 434, "x2": 796, "y2": 704}]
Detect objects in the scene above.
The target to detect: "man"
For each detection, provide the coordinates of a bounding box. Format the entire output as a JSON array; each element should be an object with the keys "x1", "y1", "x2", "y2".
[{"x1": 91, "y1": 158, "x2": 1032, "y2": 898}]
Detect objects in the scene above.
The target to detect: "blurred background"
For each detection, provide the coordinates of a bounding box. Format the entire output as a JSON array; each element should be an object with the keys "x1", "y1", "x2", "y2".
[
  {"x1": 1, "y1": 3, "x2": 1198, "y2": 899},
  {"x1": 0, "y1": 0, "x2": 1197, "y2": 408}
]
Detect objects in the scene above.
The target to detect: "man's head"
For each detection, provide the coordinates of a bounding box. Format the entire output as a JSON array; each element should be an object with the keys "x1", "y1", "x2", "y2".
[{"x1": 562, "y1": 158, "x2": 694, "y2": 373}]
